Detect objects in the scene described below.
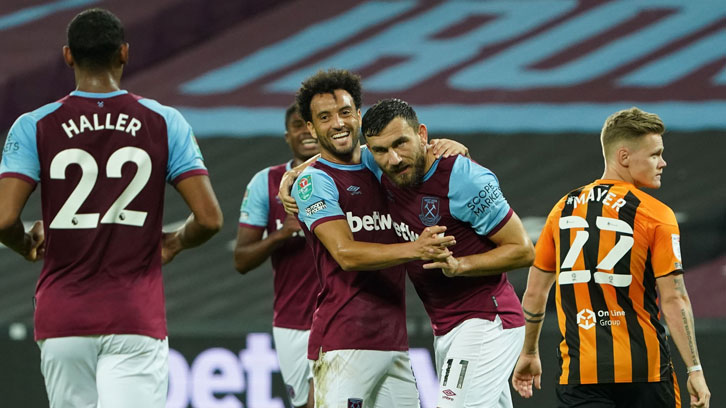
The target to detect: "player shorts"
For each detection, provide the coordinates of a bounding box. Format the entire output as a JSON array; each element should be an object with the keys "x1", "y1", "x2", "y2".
[
  {"x1": 433, "y1": 316, "x2": 524, "y2": 408},
  {"x1": 311, "y1": 349, "x2": 420, "y2": 408},
  {"x1": 273, "y1": 326, "x2": 313, "y2": 407},
  {"x1": 38, "y1": 334, "x2": 168, "y2": 408},
  {"x1": 555, "y1": 376, "x2": 681, "y2": 408}
]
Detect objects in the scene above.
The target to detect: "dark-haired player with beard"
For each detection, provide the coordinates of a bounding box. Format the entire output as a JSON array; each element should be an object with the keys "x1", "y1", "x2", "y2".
[
  {"x1": 360, "y1": 98, "x2": 534, "y2": 408},
  {"x1": 234, "y1": 103, "x2": 319, "y2": 408},
  {"x1": 291, "y1": 69, "x2": 456, "y2": 407},
  {"x1": 0, "y1": 8, "x2": 223, "y2": 407}
]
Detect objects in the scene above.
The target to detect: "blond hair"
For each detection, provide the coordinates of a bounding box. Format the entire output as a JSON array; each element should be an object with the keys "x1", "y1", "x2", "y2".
[{"x1": 601, "y1": 107, "x2": 665, "y2": 160}]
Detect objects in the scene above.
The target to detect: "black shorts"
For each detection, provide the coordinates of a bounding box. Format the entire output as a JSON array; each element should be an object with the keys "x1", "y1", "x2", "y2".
[{"x1": 555, "y1": 377, "x2": 680, "y2": 408}]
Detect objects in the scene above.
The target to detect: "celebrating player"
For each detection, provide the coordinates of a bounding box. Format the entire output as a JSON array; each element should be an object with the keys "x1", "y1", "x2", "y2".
[
  {"x1": 511, "y1": 107, "x2": 711, "y2": 408},
  {"x1": 0, "y1": 9, "x2": 223, "y2": 407},
  {"x1": 234, "y1": 103, "x2": 319, "y2": 408},
  {"x1": 360, "y1": 98, "x2": 534, "y2": 408},
  {"x1": 291, "y1": 69, "x2": 456, "y2": 407}
]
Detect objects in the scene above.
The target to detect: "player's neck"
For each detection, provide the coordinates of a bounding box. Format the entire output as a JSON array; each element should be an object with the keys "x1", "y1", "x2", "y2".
[
  {"x1": 320, "y1": 146, "x2": 361, "y2": 165},
  {"x1": 74, "y1": 69, "x2": 122, "y2": 93},
  {"x1": 601, "y1": 166, "x2": 632, "y2": 185},
  {"x1": 424, "y1": 147, "x2": 438, "y2": 174}
]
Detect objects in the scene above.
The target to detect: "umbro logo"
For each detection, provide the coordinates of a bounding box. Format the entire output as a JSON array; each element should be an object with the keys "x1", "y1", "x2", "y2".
[{"x1": 347, "y1": 185, "x2": 361, "y2": 195}]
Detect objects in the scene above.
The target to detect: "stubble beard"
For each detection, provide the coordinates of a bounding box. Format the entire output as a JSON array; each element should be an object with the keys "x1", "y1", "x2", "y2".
[
  {"x1": 389, "y1": 152, "x2": 427, "y2": 188},
  {"x1": 319, "y1": 130, "x2": 360, "y2": 162}
]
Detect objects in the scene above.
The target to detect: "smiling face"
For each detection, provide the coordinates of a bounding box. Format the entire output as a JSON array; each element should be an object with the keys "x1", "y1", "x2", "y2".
[
  {"x1": 366, "y1": 117, "x2": 429, "y2": 188},
  {"x1": 285, "y1": 110, "x2": 318, "y2": 163},
  {"x1": 307, "y1": 89, "x2": 361, "y2": 163},
  {"x1": 623, "y1": 133, "x2": 667, "y2": 189}
]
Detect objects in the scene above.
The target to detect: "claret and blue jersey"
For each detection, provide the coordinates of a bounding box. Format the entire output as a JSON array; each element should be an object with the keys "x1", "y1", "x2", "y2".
[
  {"x1": 238, "y1": 161, "x2": 318, "y2": 330},
  {"x1": 292, "y1": 157, "x2": 408, "y2": 359},
  {"x1": 361, "y1": 149, "x2": 525, "y2": 335},
  {"x1": 0, "y1": 90, "x2": 207, "y2": 341}
]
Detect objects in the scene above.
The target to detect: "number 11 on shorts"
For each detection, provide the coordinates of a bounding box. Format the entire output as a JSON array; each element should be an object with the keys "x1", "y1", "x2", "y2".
[{"x1": 440, "y1": 358, "x2": 469, "y2": 405}]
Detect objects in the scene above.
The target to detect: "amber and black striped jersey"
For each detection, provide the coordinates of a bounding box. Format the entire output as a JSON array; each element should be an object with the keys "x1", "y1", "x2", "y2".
[{"x1": 534, "y1": 179, "x2": 683, "y2": 385}]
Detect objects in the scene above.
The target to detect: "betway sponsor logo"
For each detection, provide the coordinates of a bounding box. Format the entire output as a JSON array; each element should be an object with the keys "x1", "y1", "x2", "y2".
[{"x1": 346, "y1": 212, "x2": 419, "y2": 242}]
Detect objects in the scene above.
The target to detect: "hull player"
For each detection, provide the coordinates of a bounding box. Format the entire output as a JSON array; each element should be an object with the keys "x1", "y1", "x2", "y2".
[{"x1": 511, "y1": 107, "x2": 711, "y2": 408}]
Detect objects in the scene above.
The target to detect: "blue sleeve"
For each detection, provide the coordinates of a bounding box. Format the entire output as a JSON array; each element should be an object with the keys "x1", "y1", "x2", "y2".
[
  {"x1": 239, "y1": 168, "x2": 270, "y2": 227},
  {"x1": 360, "y1": 146, "x2": 383, "y2": 181},
  {"x1": 0, "y1": 102, "x2": 61, "y2": 181},
  {"x1": 138, "y1": 99, "x2": 206, "y2": 182},
  {"x1": 291, "y1": 167, "x2": 342, "y2": 230},
  {"x1": 448, "y1": 156, "x2": 511, "y2": 236}
]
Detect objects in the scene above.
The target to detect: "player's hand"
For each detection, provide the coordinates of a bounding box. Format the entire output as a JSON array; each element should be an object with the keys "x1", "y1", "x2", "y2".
[
  {"x1": 278, "y1": 169, "x2": 300, "y2": 215},
  {"x1": 413, "y1": 225, "x2": 455, "y2": 261},
  {"x1": 687, "y1": 370, "x2": 710, "y2": 407},
  {"x1": 429, "y1": 138, "x2": 469, "y2": 158},
  {"x1": 24, "y1": 220, "x2": 45, "y2": 262},
  {"x1": 279, "y1": 214, "x2": 302, "y2": 238},
  {"x1": 161, "y1": 231, "x2": 183, "y2": 265},
  {"x1": 511, "y1": 353, "x2": 542, "y2": 399},
  {"x1": 422, "y1": 255, "x2": 461, "y2": 277}
]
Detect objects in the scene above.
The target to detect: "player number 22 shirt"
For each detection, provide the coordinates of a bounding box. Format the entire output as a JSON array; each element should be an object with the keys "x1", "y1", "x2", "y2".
[
  {"x1": 534, "y1": 179, "x2": 683, "y2": 385},
  {"x1": 0, "y1": 90, "x2": 207, "y2": 341}
]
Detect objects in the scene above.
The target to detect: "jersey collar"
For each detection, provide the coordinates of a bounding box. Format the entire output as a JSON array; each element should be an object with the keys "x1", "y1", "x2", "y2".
[
  {"x1": 70, "y1": 90, "x2": 128, "y2": 99},
  {"x1": 421, "y1": 157, "x2": 442, "y2": 183},
  {"x1": 317, "y1": 157, "x2": 366, "y2": 171}
]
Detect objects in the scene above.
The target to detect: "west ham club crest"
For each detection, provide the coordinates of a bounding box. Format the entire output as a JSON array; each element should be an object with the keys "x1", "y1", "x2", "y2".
[
  {"x1": 419, "y1": 196, "x2": 441, "y2": 226},
  {"x1": 348, "y1": 398, "x2": 363, "y2": 408}
]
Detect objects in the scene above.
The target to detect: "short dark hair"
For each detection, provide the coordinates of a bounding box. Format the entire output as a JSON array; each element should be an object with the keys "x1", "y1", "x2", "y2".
[
  {"x1": 67, "y1": 8, "x2": 125, "y2": 71},
  {"x1": 362, "y1": 98, "x2": 420, "y2": 138},
  {"x1": 296, "y1": 69, "x2": 362, "y2": 122},
  {"x1": 284, "y1": 103, "x2": 299, "y2": 130}
]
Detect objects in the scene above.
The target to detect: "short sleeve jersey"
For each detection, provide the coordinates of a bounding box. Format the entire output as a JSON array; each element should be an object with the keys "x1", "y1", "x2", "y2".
[
  {"x1": 238, "y1": 161, "x2": 318, "y2": 330},
  {"x1": 534, "y1": 179, "x2": 682, "y2": 385},
  {"x1": 362, "y1": 151, "x2": 524, "y2": 335},
  {"x1": 292, "y1": 158, "x2": 408, "y2": 359},
  {"x1": 0, "y1": 90, "x2": 207, "y2": 340}
]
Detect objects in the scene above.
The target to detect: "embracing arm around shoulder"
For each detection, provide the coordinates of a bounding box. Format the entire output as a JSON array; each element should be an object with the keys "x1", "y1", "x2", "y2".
[
  {"x1": 162, "y1": 175, "x2": 223, "y2": 264},
  {"x1": 313, "y1": 219, "x2": 454, "y2": 271},
  {"x1": 512, "y1": 265, "x2": 556, "y2": 398},
  {"x1": 657, "y1": 271, "x2": 710, "y2": 407},
  {"x1": 278, "y1": 154, "x2": 321, "y2": 215},
  {"x1": 0, "y1": 178, "x2": 44, "y2": 261}
]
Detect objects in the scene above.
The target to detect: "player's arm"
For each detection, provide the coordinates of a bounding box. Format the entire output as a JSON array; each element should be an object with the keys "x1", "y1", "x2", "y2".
[
  {"x1": 278, "y1": 154, "x2": 321, "y2": 215},
  {"x1": 234, "y1": 215, "x2": 301, "y2": 274},
  {"x1": 314, "y1": 220, "x2": 454, "y2": 271},
  {"x1": 512, "y1": 265, "x2": 556, "y2": 398},
  {"x1": 429, "y1": 138, "x2": 470, "y2": 158},
  {"x1": 657, "y1": 272, "x2": 711, "y2": 407},
  {"x1": 424, "y1": 212, "x2": 534, "y2": 277},
  {"x1": 423, "y1": 156, "x2": 533, "y2": 276},
  {"x1": 162, "y1": 175, "x2": 223, "y2": 264},
  {"x1": 0, "y1": 178, "x2": 44, "y2": 261}
]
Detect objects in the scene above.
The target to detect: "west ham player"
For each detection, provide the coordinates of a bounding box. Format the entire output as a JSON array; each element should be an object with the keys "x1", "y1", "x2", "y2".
[
  {"x1": 0, "y1": 9, "x2": 223, "y2": 407},
  {"x1": 360, "y1": 99, "x2": 534, "y2": 408},
  {"x1": 234, "y1": 103, "x2": 319, "y2": 408},
  {"x1": 291, "y1": 69, "x2": 455, "y2": 407},
  {"x1": 512, "y1": 107, "x2": 711, "y2": 407}
]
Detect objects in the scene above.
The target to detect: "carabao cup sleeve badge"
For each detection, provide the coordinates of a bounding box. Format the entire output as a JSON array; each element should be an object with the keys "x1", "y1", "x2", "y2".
[{"x1": 298, "y1": 175, "x2": 313, "y2": 200}]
